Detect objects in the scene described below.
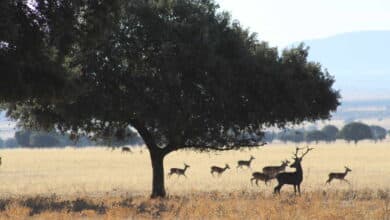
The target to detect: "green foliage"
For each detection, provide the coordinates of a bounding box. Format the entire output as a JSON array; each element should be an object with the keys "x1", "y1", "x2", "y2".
[
  {"x1": 321, "y1": 125, "x2": 339, "y2": 142},
  {"x1": 2, "y1": 0, "x2": 340, "y2": 152},
  {"x1": 370, "y1": 125, "x2": 387, "y2": 141},
  {"x1": 339, "y1": 122, "x2": 373, "y2": 144}
]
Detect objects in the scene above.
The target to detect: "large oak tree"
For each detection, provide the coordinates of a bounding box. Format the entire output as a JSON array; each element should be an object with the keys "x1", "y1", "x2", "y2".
[{"x1": 1, "y1": 0, "x2": 340, "y2": 198}]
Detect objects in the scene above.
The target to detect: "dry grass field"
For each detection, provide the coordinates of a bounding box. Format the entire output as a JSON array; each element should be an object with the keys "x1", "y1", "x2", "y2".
[{"x1": 0, "y1": 140, "x2": 389, "y2": 219}]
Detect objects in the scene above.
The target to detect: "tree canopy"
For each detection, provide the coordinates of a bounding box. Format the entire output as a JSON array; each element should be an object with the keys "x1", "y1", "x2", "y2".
[
  {"x1": 0, "y1": 0, "x2": 340, "y2": 197},
  {"x1": 339, "y1": 122, "x2": 373, "y2": 144}
]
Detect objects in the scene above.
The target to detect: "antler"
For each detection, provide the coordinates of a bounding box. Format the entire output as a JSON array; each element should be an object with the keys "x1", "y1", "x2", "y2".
[
  {"x1": 293, "y1": 147, "x2": 304, "y2": 159},
  {"x1": 300, "y1": 146, "x2": 314, "y2": 159}
]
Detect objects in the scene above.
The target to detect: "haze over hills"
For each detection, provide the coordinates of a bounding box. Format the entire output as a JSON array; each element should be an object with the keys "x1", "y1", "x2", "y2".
[{"x1": 294, "y1": 30, "x2": 390, "y2": 101}]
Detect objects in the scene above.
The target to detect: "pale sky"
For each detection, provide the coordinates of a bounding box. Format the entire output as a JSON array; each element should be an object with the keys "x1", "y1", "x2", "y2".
[{"x1": 217, "y1": 0, "x2": 390, "y2": 46}]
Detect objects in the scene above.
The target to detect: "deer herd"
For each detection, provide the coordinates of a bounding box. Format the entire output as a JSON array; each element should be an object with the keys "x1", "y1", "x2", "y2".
[{"x1": 169, "y1": 146, "x2": 353, "y2": 195}]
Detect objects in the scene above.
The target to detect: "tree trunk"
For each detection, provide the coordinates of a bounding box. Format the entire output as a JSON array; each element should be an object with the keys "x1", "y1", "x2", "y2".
[{"x1": 150, "y1": 150, "x2": 166, "y2": 198}]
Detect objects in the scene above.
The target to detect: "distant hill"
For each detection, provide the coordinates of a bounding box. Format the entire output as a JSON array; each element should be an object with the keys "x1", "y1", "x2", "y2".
[{"x1": 291, "y1": 30, "x2": 390, "y2": 101}]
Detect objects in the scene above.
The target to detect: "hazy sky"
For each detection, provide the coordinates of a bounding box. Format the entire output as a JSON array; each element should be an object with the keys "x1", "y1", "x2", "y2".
[{"x1": 217, "y1": 0, "x2": 390, "y2": 46}]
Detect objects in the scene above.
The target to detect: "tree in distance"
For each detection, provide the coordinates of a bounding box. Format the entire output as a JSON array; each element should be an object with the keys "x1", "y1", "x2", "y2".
[
  {"x1": 0, "y1": 0, "x2": 340, "y2": 198},
  {"x1": 321, "y1": 125, "x2": 339, "y2": 142},
  {"x1": 339, "y1": 122, "x2": 373, "y2": 144},
  {"x1": 369, "y1": 125, "x2": 387, "y2": 142}
]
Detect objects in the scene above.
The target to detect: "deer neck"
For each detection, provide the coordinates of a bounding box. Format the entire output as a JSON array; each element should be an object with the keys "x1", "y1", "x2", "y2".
[
  {"x1": 295, "y1": 163, "x2": 303, "y2": 176},
  {"x1": 224, "y1": 166, "x2": 228, "y2": 171},
  {"x1": 183, "y1": 166, "x2": 188, "y2": 172},
  {"x1": 344, "y1": 169, "x2": 349, "y2": 175}
]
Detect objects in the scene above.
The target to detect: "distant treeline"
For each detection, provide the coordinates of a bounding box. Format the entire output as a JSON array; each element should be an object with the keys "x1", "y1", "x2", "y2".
[
  {"x1": 262, "y1": 122, "x2": 388, "y2": 144},
  {"x1": 0, "y1": 129, "x2": 143, "y2": 148},
  {"x1": 0, "y1": 122, "x2": 387, "y2": 148}
]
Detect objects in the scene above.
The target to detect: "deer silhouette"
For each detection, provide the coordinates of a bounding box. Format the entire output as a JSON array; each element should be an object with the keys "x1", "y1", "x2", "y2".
[
  {"x1": 326, "y1": 166, "x2": 352, "y2": 184},
  {"x1": 210, "y1": 164, "x2": 230, "y2": 177},
  {"x1": 262, "y1": 160, "x2": 290, "y2": 178},
  {"x1": 237, "y1": 155, "x2": 255, "y2": 169},
  {"x1": 251, "y1": 172, "x2": 273, "y2": 186},
  {"x1": 168, "y1": 163, "x2": 190, "y2": 178},
  {"x1": 274, "y1": 147, "x2": 314, "y2": 195}
]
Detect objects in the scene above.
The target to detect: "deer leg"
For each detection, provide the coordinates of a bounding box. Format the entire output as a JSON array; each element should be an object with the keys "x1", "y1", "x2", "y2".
[
  {"x1": 184, "y1": 174, "x2": 187, "y2": 178},
  {"x1": 274, "y1": 184, "x2": 283, "y2": 194},
  {"x1": 256, "y1": 179, "x2": 259, "y2": 186},
  {"x1": 343, "y1": 179, "x2": 350, "y2": 184},
  {"x1": 297, "y1": 184, "x2": 301, "y2": 196},
  {"x1": 326, "y1": 178, "x2": 332, "y2": 184},
  {"x1": 293, "y1": 185, "x2": 297, "y2": 194}
]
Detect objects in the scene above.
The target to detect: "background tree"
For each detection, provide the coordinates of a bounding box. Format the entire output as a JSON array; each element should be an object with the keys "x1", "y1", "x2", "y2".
[
  {"x1": 1, "y1": 0, "x2": 340, "y2": 198},
  {"x1": 15, "y1": 130, "x2": 31, "y2": 147},
  {"x1": 305, "y1": 130, "x2": 327, "y2": 144},
  {"x1": 339, "y1": 122, "x2": 373, "y2": 144},
  {"x1": 321, "y1": 125, "x2": 339, "y2": 142},
  {"x1": 0, "y1": 138, "x2": 3, "y2": 148},
  {"x1": 4, "y1": 138, "x2": 18, "y2": 148},
  {"x1": 369, "y1": 125, "x2": 387, "y2": 142},
  {"x1": 277, "y1": 129, "x2": 304, "y2": 143}
]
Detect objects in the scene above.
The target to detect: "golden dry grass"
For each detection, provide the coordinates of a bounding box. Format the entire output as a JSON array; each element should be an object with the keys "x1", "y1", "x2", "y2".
[{"x1": 0, "y1": 140, "x2": 389, "y2": 219}]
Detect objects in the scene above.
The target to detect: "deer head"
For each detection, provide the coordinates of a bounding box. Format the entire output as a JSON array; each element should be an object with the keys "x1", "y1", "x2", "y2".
[
  {"x1": 250, "y1": 155, "x2": 255, "y2": 160},
  {"x1": 290, "y1": 146, "x2": 314, "y2": 168},
  {"x1": 225, "y1": 164, "x2": 230, "y2": 169},
  {"x1": 184, "y1": 163, "x2": 190, "y2": 168},
  {"x1": 345, "y1": 166, "x2": 352, "y2": 172}
]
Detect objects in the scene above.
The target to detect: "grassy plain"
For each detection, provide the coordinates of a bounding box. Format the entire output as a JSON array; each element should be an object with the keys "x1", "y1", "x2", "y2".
[{"x1": 0, "y1": 140, "x2": 389, "y2": 219}]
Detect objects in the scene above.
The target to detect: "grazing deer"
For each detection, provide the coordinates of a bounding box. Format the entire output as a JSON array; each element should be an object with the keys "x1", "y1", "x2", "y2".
[
  {"x1": 251, "y1": 172, "x2": 273, "y2": 186},
  {"x1": 210, "y1": 164, "x2": 230, "y2": 176},
  {"x1": 168, "y1": 163, "x2": 190, "y2": 178},
  {"x1": 262, "y1": 160, "x2": 290, "y2": 178},
  {"x1": 121, "y1": 147, "x2": 132, "y2": 153},
  {"x1": 237, "y1": 155, "x2": 255, "y2": 169},
  {"x1": 326, "y1": 166, "x2": 352, "y2": 184},
  {"x1": 274, "y1": 147, "x2": 314, "y2": 195}
]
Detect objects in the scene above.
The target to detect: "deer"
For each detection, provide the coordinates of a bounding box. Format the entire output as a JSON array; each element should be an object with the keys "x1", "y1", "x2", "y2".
[
  {"x1": 168, "y1": 163, "x2": 190, "y2": 178},
  {"x1": 326, "y1": 166, "x2": 352, "y2": 184},
  {"x1": 274, "y1": 147, "x2": 314, "y2": 195},
  {"x1": 251, "y1": 172, "x2": 273, "y2": 186},
  {"x1": 236, "y1": 155, "x2": 255, "y2": 169},
  {"x1": 262, "y1": 160, "x2": 290, "y2": 178},
  {"x1": 210, "y1": 164, "x2": 230, "y2": 177},
  {"x1": 121, "y1": 147, "x2": 132, "y2": 153}
]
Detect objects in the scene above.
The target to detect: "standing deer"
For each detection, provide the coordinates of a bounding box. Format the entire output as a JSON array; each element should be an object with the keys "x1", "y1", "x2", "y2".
[
  {"x1": 251, "y1": 172, "x2": 273, "y2": 186},
  {"x1": 210, "y1": 164, "x2": 230, "y2": 176},
  {"x1": 274, "y1": 147, "x2": 314, "y2": 195},
  {"x1": 168, "y1": 163, "x2": 190, "y2": 178},
  {"x1": 121, "y1": 147, "x2": 132, "y2": 153},
  {"x1": 237, "y1": 155, "x2": 255, "y2": 169},
  {"x1": 262, "y1": 160, "x2": 290, "y2": 178},
  {"x1": 326, "y1": 166, "x2": 352, "y2": 184}
]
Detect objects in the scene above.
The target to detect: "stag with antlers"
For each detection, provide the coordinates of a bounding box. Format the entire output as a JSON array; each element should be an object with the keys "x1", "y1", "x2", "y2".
[{"x1": 274, "y1": 147, "x2": 314, "y2": 195}]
